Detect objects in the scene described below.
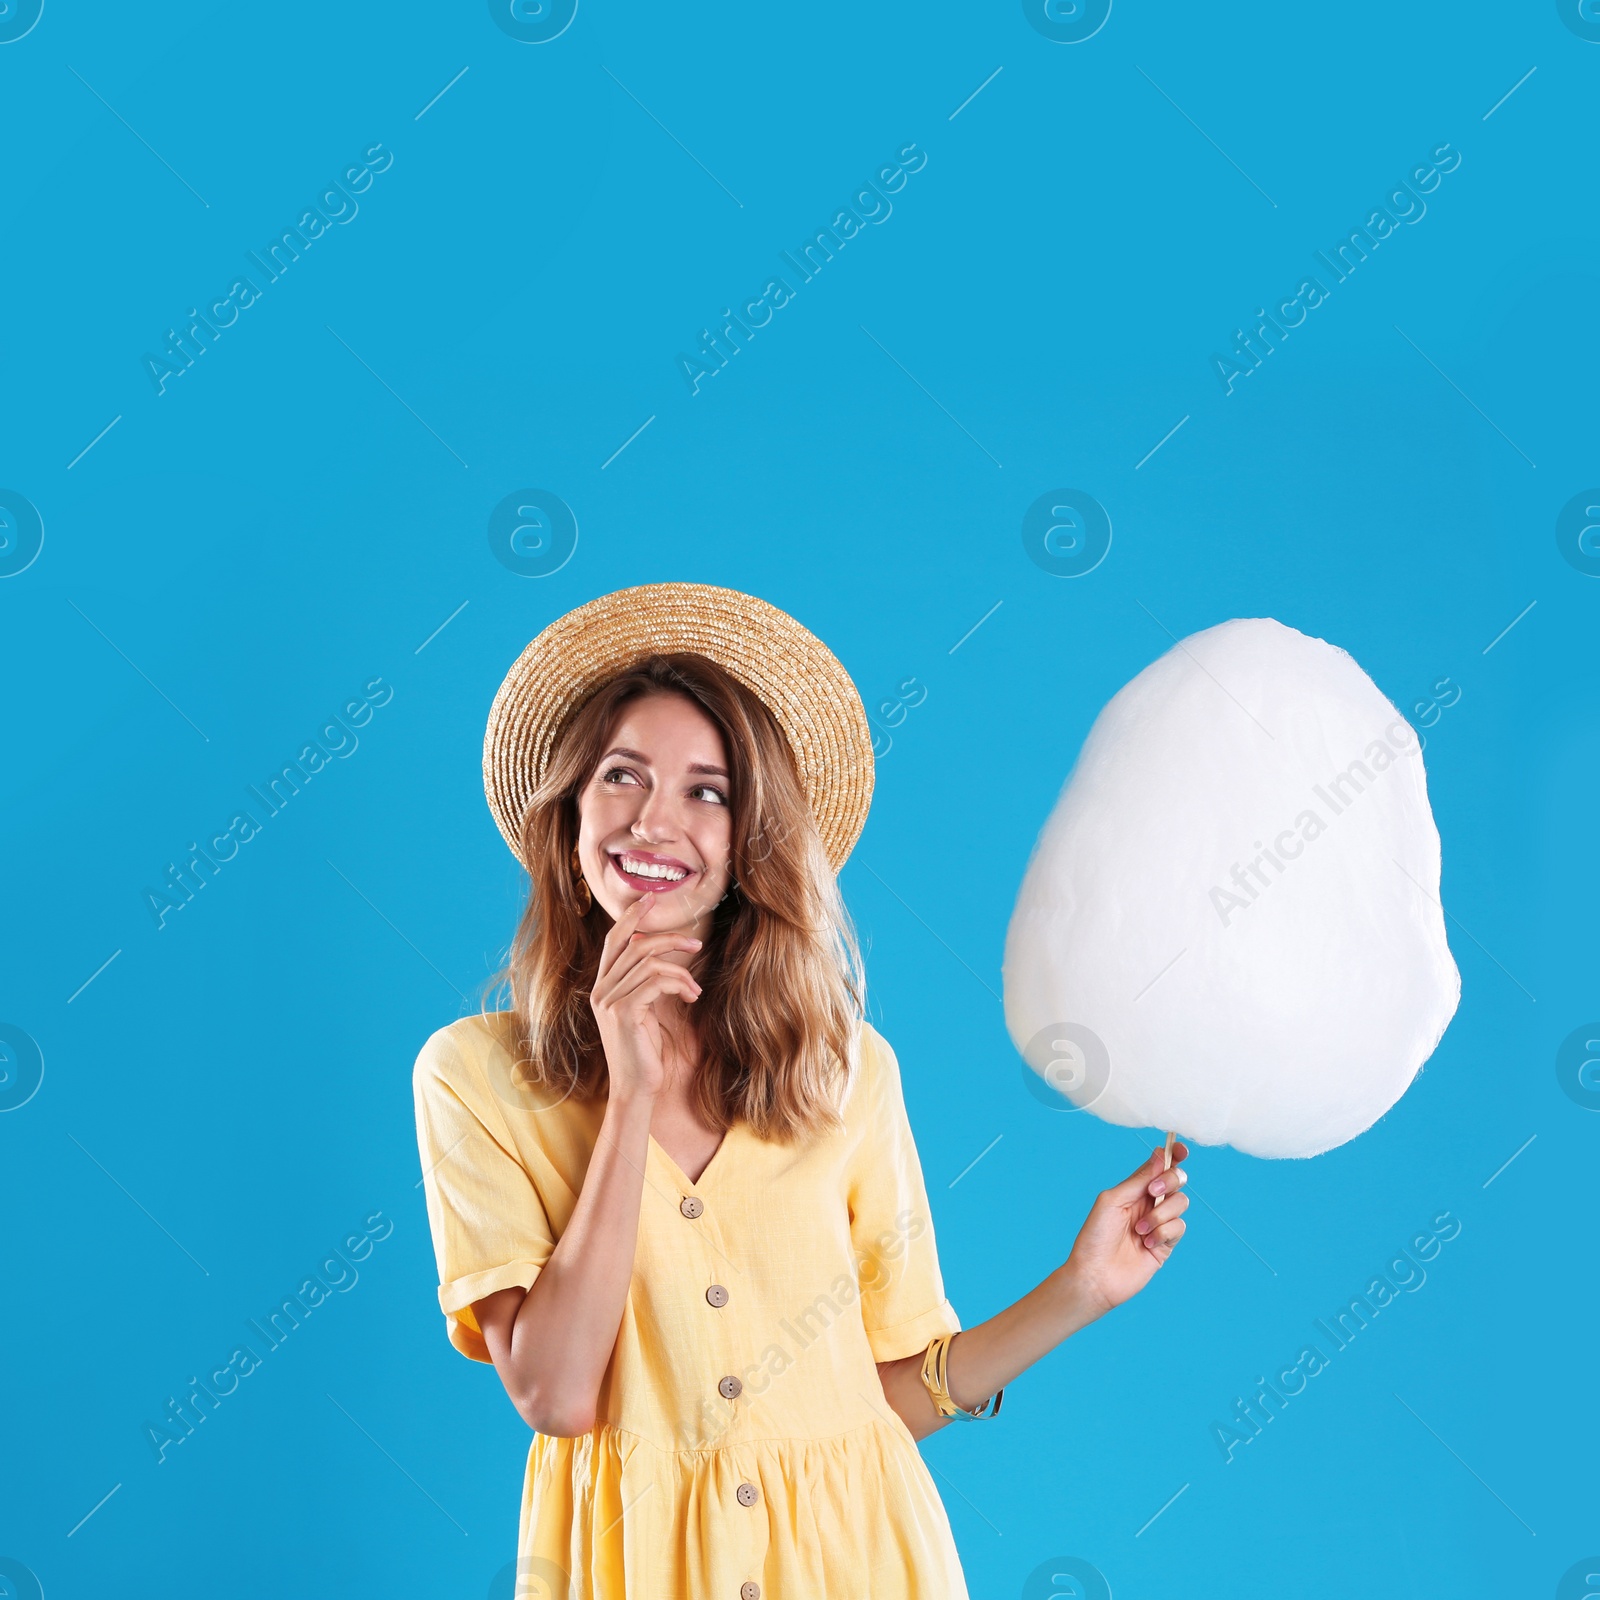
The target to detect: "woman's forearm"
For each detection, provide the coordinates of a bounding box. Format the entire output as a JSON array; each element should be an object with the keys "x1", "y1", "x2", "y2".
[
  {"x1": 879, "y1": 1146, "x2": 1189, "y2": 1440},
  {"x1": 878, "y1": 1260, "x2": 1106, "y2": 1441},
  {"x1": 485, "y1": 1089, "x2": 655, "y2": 1435}
]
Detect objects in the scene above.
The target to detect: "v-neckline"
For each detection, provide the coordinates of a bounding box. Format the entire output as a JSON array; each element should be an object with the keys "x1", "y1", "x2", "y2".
[{"x1": 648, "y1": 1124, "x2": 735, "y2": 1191}]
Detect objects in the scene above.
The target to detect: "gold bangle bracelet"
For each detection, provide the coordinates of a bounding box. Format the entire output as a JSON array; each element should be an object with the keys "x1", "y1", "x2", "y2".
[{"x1": 919, "y1": 1333, "x2": 1004, "y2": 1421}]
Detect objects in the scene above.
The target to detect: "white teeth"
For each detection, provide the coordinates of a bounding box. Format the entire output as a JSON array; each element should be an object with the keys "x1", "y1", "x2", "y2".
[{"x1": 616, "y1": 855, "x2": 688, "y2": 881}]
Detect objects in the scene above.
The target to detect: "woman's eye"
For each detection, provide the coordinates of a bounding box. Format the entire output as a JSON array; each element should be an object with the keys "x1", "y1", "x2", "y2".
[
  {"x1": 601, "y1": 767, "x2": 641, "y2": 787},
  {"x1": 690, "y1": 784, "x2": 728, "y2": 805}
]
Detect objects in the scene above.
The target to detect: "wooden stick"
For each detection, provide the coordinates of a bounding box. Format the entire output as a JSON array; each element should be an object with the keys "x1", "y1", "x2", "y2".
[{"x1": 1161, "y1": 1128, "x2": 1177, "y2": 1172}]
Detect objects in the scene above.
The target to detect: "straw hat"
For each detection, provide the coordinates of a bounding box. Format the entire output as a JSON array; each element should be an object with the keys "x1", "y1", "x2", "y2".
[{"x1": 483, "y1": 582, "x2": 875, "y2": 871}]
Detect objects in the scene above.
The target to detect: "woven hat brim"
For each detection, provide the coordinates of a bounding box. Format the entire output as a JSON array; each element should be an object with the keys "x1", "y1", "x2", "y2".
[{"x1": 483, "y1": 582, "x2": 874, "y2": 871}]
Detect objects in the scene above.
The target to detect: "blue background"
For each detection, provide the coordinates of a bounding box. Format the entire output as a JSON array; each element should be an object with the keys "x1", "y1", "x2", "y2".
[{"x1": 2, "y1": 2, "x2": 1595, "y2": 1596}]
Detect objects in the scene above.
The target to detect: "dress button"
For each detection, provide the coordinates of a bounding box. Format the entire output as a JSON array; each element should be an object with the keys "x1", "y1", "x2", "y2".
[
  {"x1": 740, "y1": 1585, "x2": 760, "y2": 1600},
  {"x1": 706, "y1": 1283, "x2": 729, "y2": 1308},
  {"x1": 718, "y1": 1375, "x2": 743, "y2": 1400},
  {"x1": 736, "y1": 1481, "x2": 759, "y2": 1507},
  {"x1": 680, "y1": 1195, "x2": 704, "y2": 1219}
]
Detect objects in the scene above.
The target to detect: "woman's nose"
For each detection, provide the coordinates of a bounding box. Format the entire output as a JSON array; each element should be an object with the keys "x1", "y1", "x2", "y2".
[{"x1": 631, "y1": 787, "x2": 680, "y2": 841}]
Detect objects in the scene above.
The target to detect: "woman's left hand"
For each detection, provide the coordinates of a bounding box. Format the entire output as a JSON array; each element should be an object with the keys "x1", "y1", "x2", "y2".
[{"x1": 1062, "y1": 1142, "x2": 1190, "y2": 1318}]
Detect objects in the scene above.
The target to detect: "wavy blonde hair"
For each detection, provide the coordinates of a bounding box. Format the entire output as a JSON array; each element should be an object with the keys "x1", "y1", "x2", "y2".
[{"x1": 494, "y1": 653, "x2": 864, "y2": 1143}]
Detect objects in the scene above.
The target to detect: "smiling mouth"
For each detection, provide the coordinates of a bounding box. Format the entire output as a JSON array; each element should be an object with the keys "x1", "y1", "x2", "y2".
[{"x1": 608, "y1": 851, "x2": 695, "y2": 893}]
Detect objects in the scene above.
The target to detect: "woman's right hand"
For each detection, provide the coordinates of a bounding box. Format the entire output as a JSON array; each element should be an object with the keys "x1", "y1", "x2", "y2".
[
  {"x1": 589, "y1": 893, "x2": 703, "y2": 1102},
  {"x1": 480, "y1": 892, "x2": 697, "y2": 1436}
]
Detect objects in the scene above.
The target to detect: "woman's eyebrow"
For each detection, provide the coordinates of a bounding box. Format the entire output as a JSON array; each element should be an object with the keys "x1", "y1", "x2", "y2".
[{"x1": 599, "y1": 748, "x2": 728, "y2": 778}]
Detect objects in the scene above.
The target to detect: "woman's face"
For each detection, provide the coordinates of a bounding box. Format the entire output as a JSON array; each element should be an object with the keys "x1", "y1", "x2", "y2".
[{"x1": 574, "y1": 692, "x2": 735, "y2": 939}]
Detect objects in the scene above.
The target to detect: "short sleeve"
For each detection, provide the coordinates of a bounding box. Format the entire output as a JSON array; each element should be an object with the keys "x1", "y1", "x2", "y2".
[
  {"x1": 412, "y1": 1021, "x2": 557, "y2": 1363},
  {"x1": 845, "y1": 1026, "x2": 962, "y2": 1363}
]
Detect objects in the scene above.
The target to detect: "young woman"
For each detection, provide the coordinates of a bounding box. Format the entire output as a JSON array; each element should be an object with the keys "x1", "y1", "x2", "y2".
[{"x1": 414, "y1": 583, "x2": 1189, "y2": 1599}]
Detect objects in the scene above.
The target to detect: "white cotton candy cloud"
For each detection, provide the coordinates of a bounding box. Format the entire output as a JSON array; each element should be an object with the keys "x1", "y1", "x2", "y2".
[{"x1": 1002, "y1": 618, "x2": 1460, "y2": 1159}]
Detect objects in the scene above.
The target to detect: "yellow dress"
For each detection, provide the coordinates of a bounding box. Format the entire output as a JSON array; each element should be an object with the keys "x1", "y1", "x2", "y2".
[{"x1": 413, "y1": 1011, "x2": 972, "y2": 1599}]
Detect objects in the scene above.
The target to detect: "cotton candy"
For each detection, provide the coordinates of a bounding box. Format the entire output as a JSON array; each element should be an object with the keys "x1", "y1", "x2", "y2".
[{"x1": 1002, "y1": 617, "x2": 1459, "y2": 1159}]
